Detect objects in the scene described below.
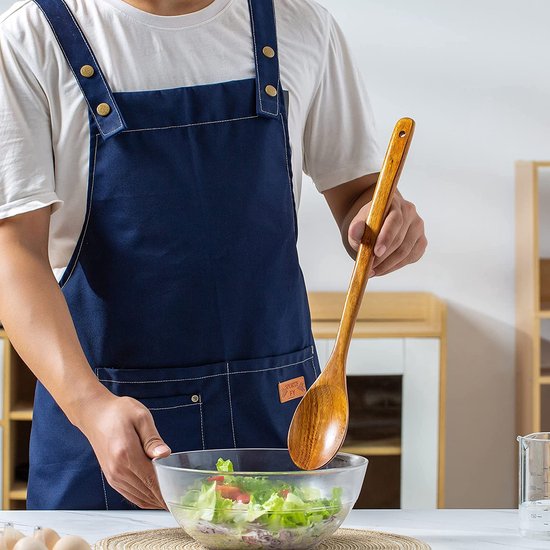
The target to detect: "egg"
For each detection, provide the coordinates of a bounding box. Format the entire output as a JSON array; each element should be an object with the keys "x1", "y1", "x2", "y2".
[
  {"x1": 33, "y1": 529, "x2": 60, "y2": 550},
  {"x1": 2, "y1": 525, "x2": 24, "y2": 550},
  {"x1": 12, "y1": 537, "x2": 47, "y2": 550},
  {"x1": 52, "y1": 536, "x2": 90, "y2": 550}
]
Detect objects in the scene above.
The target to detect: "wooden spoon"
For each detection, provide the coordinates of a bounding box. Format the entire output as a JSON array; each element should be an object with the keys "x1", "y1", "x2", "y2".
[{"x1": 288, "y1": 117, "x2": 415, "y2": 470}]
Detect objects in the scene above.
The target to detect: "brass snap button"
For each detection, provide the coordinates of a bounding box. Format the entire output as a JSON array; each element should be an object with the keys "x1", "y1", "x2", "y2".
[
  {"x1": 262, "y1": 46, "x2": 275, "y2": 58},
  {"x1": 80, "y1": 64, "x2": 95, "y2": 78},
  {"x1": 191, "y1": 394, "x2": 200, "y2": 403},
  {"x1": 265, "y1": 85, "x2": 277, "y2": 97},
  {"x1": 96, "y1": 103, "x2": 111, "y2": 117}
]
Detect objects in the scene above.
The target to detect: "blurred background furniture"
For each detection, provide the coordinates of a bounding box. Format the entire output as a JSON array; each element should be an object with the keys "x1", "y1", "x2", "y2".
[
  {"x1": 310, "y1": 292, "x2": 446, "y2": 509},
  {"x1": 516, "y1": 161, "x2": 550, "y2": 437}
]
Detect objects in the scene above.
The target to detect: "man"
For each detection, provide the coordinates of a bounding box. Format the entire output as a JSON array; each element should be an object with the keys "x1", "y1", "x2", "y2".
[{"x1": 0, "y1": 0, "x2": 426, "y2": 509}]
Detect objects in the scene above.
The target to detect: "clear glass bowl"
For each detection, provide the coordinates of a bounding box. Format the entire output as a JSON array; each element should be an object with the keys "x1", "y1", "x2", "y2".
[{"x1": 154, "y1": 449, "x2": 368, "y2": 550}]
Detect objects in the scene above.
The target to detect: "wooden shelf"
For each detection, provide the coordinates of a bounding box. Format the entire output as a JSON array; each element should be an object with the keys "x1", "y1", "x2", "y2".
[
  {"x1": 516, "y1": 163, "x2": 550, "y2": 435},
  {"x1": 1, "y1": 334, "x2": 37, "y2": 508},
  {"x1": 309, "y1": 292, "x2": 444, "y2": 339},
  {"x1": 9, "y1": 403, "x2": 33, "y2": 421},
  {"x1": 9, "y1": 481, "x2": 27, "y2": 501},
  {"x1": 342, "y1": 437, "x2": 401, "y2": 456}
]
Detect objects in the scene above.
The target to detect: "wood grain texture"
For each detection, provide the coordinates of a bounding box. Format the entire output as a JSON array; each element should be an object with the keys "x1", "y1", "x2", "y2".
[
  {"x1": 288, "y1": 118, "x2": 415, "y2": 470},
  {"x1": 515, "y1": 161, "x2": 539, "y2": 437},
  {"x1": 308, "y1": 292, "x2": 430, "y2": 322},
  {"x1": 308, "y1": 292, "x2": 443, "y2": 338},
  {"x1": 540, "y1": 259, "x2": 550, "y2": 310},
  {"x1": 436, "y1": 301, "x2": 447, "y2": 508}
]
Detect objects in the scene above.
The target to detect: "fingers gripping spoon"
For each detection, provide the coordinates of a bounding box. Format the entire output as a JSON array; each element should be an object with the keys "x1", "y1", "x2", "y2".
[{"x1": 288, "y1": 118, "x2": 415, "y2": 470}]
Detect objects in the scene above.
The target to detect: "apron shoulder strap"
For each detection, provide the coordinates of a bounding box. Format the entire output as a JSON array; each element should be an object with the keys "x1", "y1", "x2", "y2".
[
  {"x1": 248, "y1": 0, "x2": 281, "y2": 119},
  {"x1": 33, "y1": 0, "x2": 126, "y2": 139}
]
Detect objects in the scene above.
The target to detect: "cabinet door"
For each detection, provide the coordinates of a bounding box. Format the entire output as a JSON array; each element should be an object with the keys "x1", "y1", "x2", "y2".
[
  {"x1": 314, "y1": 339, "x2": 330, "y2": 369},
  {"x1": 401, "y1": 338, "x2": 440, "y2": 509},
  {"x1": 318, "y1": 338, "x2": 404, "y2": 376}
]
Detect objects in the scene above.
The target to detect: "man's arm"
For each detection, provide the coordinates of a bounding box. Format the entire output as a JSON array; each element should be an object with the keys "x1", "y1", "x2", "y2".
[
  {"x1": 323, "y1": 173, "x2": 427, "y2": 276},
  {"x1": 0, "y1": 208, "x2": 169, "y2": 509}
]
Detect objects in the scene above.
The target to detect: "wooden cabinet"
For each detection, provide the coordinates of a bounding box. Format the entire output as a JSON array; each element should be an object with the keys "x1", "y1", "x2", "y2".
[
  {"x1": 0, "y1": 330, "x2": 34, "y2": 509},
  {"x1": 516, "y1": 161, "x2": 550, "y2": 435},
  {"x1": 310, "y1": 292, "x2": 446, "y2": 509},
  {"x1": 0, "y1": 291, "x2": 446, "y2": 509}
]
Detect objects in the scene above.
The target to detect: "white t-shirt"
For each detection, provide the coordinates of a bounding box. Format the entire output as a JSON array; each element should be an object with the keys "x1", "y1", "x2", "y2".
[{"x1": 0, "y1": 0, "x2": 381, "y2": 280}]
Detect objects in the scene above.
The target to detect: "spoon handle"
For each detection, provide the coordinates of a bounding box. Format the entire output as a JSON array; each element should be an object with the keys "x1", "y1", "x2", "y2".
[{"x1": 333, "y1": 117, "x2": 415, "y2": 363}]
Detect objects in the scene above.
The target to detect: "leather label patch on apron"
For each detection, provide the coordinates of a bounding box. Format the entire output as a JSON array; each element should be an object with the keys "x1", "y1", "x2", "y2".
[{"x1": 278, "y1": 376, "x2": 306, "y2": 403}]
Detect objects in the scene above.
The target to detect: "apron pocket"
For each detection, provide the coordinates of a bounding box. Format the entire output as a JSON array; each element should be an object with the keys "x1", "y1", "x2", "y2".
[
  {"x1": 96, "y1": 365, "x2": 208, "y2": 453},
  {"x1": 140, "y1": 393, "x2": 205, "y2": 453},
  {"x1": 228, "y1": 345, "x2": 318, "y2": 448}
]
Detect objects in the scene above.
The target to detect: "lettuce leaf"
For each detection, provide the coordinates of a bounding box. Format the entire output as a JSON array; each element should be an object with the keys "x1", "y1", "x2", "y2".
[
  {"x1": 196, "y1": 481, "x2": 217, "y2": 521},
  {"x1": 216, "y1": 458, "x2": 234, "y2": 472}
]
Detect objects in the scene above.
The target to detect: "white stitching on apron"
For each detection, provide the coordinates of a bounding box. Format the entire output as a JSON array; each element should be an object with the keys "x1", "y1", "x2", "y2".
[
  {"x1": 34, "y1": 1, "x2": 124, "y2": 137},
  {"x1": 60, "y1": 0, "x2": 124, "y2": 131},
  {"x1": 199, "y1": 402, "x2": 206, "y2": 450},
  {"x1": 271, "y1": 0, "x2": 281, "y2": 108},
  {"x1": 248, "y1": 0, "x2": 279, "y2": 117},
  {"x1": 33, "y1": 3, "x2": 103, "y2": 135},
  {"x1": 115, "y1": 115, "x2": 259, "y2": 135},
  {"x1": 100, "y1": 469, "x2": 109, "y2": 510},
  {"x1": 249, "y1": 0, "x2": 263, "y2": 114},
  {"x1": 61, "y1": 135, "x2": 99, "y2": 289},
  {"x1": 148, "y1": 402, "x2": 200, "y2": 411},
  {"x1": 97, "y1": 354, "x2": 314, "y2": 384},
  {"x1": 310, "y1": 345, "x2": 318, "y2": 377},
  {"x1": 226, "y1": 362, "x2": 237, "y2": 448},
  {"x1": 280, "y1": 114, "x2": 292, "y2": 193}
]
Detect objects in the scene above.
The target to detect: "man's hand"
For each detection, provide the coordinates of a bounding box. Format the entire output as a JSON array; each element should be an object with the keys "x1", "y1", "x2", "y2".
[
  {"x1": 323, "y1": 174, "x2": 427, "y2": 276},
  {"x1": 347, "y1": 190, "x2": 427, "y2": 276},
  {"x1": 76, "y1": 393, "x2": 171, "y2": 509}
]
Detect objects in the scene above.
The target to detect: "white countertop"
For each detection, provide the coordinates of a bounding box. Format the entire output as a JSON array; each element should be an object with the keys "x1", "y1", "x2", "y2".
[{"x1": 0, "y1": 510, "x2": 548, "y2": 550}]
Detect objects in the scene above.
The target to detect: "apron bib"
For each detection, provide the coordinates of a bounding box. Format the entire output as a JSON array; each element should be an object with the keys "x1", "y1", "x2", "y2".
[{"x1": 27, "y1": 0, "x2": 319, "y2": 510}]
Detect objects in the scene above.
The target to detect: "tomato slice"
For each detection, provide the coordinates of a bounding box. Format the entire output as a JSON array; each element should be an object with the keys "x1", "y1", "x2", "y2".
[
  {"x1": 279, "y1": 489, "x2": 290, "y2": 498},
  {"x1": 207, "y1": 475, "x2": 225, "y2": 483},
  {"x1": 237, "y1": 493, "x2": 250, "y2": 504},
  {"x1": 216, "y1": 484, "x2": 251, "y2": 503},
  {"x1": 216, "y1": 485, "x2": 242, "y2": 500}
]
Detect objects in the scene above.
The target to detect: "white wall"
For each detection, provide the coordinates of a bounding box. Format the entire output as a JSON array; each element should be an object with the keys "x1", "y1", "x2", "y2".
[{"x1": 299, "y1": 0, "x2": 550, "y2": 507}]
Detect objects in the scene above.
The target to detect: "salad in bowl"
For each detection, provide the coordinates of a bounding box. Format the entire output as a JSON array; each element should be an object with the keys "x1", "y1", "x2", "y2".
[{"x1": 154, "y1": 449, "x2": 368, "y2": 549}]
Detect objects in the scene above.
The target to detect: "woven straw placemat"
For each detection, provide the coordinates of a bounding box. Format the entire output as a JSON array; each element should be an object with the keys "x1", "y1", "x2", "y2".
[{"x1": 94, "y1": 527, "x2": 431, "y2": 549}]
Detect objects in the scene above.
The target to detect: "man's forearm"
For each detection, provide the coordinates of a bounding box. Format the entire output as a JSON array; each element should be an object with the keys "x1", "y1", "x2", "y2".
[{"x1": 0, "y1": 223, "x2": 111, "y2": 427}]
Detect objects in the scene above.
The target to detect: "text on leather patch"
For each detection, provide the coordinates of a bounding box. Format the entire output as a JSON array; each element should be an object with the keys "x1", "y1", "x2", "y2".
[{"x1": 278, "y1": 376, "x2": 306, "y2": 403}]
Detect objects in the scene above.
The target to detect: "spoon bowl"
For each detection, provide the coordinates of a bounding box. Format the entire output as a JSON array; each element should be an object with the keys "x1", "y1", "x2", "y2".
[{"x1": 288, "y1": 380, "x2": 348, "y2": 469}]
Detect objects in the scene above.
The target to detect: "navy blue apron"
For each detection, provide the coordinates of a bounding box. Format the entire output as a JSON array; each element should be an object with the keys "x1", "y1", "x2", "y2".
[{"x1": 26, "y1": 0, "x2": 320, "y2": 510}]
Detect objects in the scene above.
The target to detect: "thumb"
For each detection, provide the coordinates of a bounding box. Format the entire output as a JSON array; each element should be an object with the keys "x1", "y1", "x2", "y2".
[
  {"x1": 348, "y1": 203, "x2": 371, "y2": 251},
  {"x1": 135, "y1": 411, "x2": 171, "y2": 459}
]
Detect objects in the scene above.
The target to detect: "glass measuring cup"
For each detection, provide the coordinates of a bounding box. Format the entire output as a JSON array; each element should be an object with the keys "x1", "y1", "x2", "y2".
[{"x1": 518, "y1": 433, "x2": 550, "y2": 539}]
